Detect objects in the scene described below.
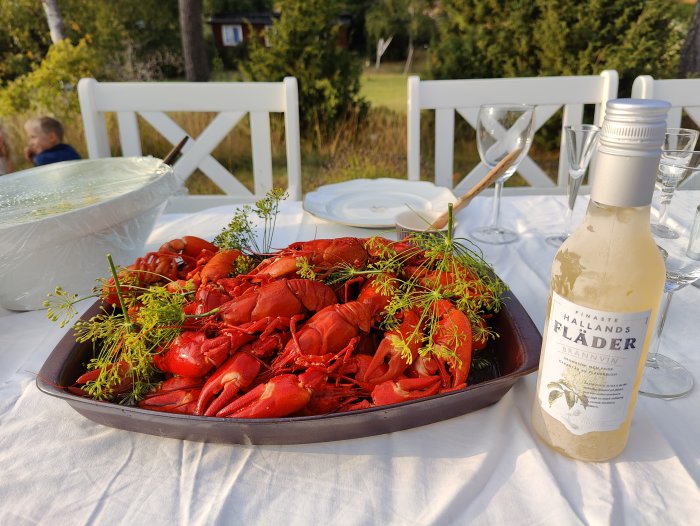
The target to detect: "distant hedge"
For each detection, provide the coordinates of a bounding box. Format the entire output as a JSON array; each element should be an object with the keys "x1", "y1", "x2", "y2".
[{"x1": 429, "y1": 0, "x2": 686, "y2": 95}]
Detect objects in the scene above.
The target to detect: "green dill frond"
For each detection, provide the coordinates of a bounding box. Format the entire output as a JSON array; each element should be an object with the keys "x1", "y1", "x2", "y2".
[
  {"x1": 254, "y1": 188, "x2": 287, "y2": 253},
  {"x1": 136, "y1": 285, "x2": 187, "y2": 331},
  {"x1": 73, "y1": 312, "x2": 128, "y2": 343},
  {"x1": 213, "y1": 188, "x2": 287, "y2": 254},
  {"x1": 383, "y1": 334, "x2": 412, "y2": 365},
  {"x1": 234, "y1": 255, "x2": 253, "y2": 275},
  {"x1": 214, "y1": 208, "x2": 256, "y2": 252},
  {"x1": 82, "y1": 357, "x2": 124, "y2": 401},
  {"x1": 72, "y1": 283, "x2": 192, "y2": 404},
  {"x1": 364, "y1": 236, "x2": 397, "y2": 259},
  {"x1": 296, "y1": 256, "x2": 317, "y2": 280},
  {"x1": 44, "y1": 286, "x2": 93, "y2": 328}
]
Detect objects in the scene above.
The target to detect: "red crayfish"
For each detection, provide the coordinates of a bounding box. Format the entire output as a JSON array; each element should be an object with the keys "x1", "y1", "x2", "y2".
[{"x1": 74, "y1": 235, "x2": 502, "y2": 419}]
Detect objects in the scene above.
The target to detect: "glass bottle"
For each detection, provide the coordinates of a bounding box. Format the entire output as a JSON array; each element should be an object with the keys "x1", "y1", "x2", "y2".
[{"x1": 531, "y1": 99, "x2": 670, "y2": 461}]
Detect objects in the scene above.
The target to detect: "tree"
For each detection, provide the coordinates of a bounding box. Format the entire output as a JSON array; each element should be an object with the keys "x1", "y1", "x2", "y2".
[
  {"x1": 402, "y1": 0, "x2": 434, "y2": 74},
  {"x1": 241, "y1": 0, "x2": 366, "y2": 139},
  {"x1": 179, "y1": 0, "x2": 210, "y2": 81},
  {"x1": 429, "y1": 0, "x2": 540, "y2": 79},
  {"x1": 679, "y1": 1, "x2": 700, "y2": 77},
  {"x1": 366, "y1": 0, "x2": 409, "y2": 68},
  {"x1": 365, "y1": 0, "x2": 434, "y2": 72}
]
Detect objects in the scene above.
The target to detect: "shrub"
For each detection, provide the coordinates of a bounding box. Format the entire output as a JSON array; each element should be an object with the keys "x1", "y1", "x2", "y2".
[
  {"x1": 240, "y1": 0, "x2": 367, "y2": 142},
  {"x1": 0, "y1": 38, "x2": 99, "y2": 119}
]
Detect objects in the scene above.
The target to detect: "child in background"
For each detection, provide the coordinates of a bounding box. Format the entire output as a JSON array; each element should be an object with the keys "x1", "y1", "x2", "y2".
[
  {"x1": 0, "y1": 125, "x2": 13, "y2": 174},
  {"x1": 24, "y1": 116, "x2": 81, "y2": 166}
]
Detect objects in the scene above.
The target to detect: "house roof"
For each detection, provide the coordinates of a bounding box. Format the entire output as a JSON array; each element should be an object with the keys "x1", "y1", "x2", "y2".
[
  {"x1": 208, "y1": 11, "x2": 352, "y2": 26},
  {"x1": 207, "y1": 12, "x2": 280, "y2": 25}
]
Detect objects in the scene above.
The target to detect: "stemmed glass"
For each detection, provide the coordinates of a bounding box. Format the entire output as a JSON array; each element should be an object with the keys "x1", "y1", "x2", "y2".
[
  {"x1": 546, "y1": 124, "x2": 601, "y2": 246},
  {"x1": 650, "y1": 128, "x2": 699, "y2": 239},
  {"x1": 470, "y1": 104, "x2": 536, "y2": 245},
  {"x1": 639, "y1": 154, "x2": 700, "y2": 399}
]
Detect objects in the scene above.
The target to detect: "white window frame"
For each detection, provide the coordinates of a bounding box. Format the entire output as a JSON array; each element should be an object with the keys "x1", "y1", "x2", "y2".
[{"x1": 221, "y1": 24, "x2": 243, "y2": 47}]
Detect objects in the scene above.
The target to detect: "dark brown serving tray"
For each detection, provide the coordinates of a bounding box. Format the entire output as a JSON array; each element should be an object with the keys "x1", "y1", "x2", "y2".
[{"x1": 37, "y1": 293, "x2": 541, "y2": 445}]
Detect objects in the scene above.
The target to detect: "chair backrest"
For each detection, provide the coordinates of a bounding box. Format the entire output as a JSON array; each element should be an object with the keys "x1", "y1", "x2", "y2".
[
  {"x1": 77, "y1": 77, "x2": 302, "y2": 212},
  {"x1": 407, "y1": 71, "x2": 619, "y2": 195},
  {"x1": 632, "y1": 75, "x2": 700, "y2": 190},
  {"x1": 631, "y1": 75, "x2": 700, "y2": 130}
]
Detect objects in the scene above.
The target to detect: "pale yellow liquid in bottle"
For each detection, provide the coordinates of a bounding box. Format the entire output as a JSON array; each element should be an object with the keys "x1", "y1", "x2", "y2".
[{"x1": 531, "y1": 200, "x2": 666, "y2": 461}]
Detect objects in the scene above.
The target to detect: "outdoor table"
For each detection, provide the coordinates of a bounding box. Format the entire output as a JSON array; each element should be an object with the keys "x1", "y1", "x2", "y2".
[{"x1": 1, "y1": 193, "x2": 698, "y2": 524}]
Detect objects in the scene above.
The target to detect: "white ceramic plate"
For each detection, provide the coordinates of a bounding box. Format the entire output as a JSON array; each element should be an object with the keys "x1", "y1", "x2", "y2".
[{"x1": 303, "y1": 178, "x2": 457, "y2": 228}]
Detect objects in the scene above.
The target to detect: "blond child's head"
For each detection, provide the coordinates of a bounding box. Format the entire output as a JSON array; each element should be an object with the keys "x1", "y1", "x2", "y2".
[{"x1": 24, "y1": 116, "x2": 64, "y2": 156}]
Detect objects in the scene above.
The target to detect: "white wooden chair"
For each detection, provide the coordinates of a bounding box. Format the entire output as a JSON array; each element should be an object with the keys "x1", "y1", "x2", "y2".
[
  {"x1": 77, "y1": 77, "x2": 302, "y2": 212},
  {"x1": 632, "y1": 75, "x2": 700, "y2": 189},
  {"x1": 407, "y1": 71, "x2": 619, "y2": 195},
  {"x1": 632, "y1": 75, "x2": 700, "y2": 129}
]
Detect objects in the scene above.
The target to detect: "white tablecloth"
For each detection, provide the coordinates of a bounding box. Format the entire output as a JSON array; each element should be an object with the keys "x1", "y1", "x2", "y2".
[{"x1": 1, "y1": 194, "x2": 699, "y2": 525}]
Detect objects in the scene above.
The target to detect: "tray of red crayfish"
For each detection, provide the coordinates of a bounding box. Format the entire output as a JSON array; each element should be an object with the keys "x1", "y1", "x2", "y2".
[{"x1": 37, "y1": 197, "x2": 541, "y2": 444}]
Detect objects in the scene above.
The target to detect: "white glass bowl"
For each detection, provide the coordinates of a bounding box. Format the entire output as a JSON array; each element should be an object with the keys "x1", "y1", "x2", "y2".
[{"x1": 0, "y1": 157, "x2": 180, "y2": 310}]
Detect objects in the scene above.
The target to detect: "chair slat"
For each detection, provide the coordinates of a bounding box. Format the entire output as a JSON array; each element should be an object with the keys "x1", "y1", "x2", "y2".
[
  {"x1": 250, "y1": 111, "x2": 274, "y2": 196},
  {"x1": 434, "y1": 108, "x2": 455, "y2": 188},
  {"x1": 116, "y1": 111, "x2": 142, "y2": 157}
]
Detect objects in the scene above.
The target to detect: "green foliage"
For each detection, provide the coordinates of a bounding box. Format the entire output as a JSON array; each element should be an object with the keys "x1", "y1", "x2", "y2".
[
  {"x1": 0, "y1": 0, "x2": 51, "y2": 83},
  {"x1": 366, "y1": 0, "x2": 436, "y2": 61},
  {"x1": 430, "y1": 0, "x2": 539, "y2": 79},
  {"x1": 429, "y1": 0, "x2": 687, "y2": 95},
  {"x1": 60, "y1": 0, "x2": 182, "y2": 80},
  {"x1": 0, "y1": 38, "x2": 99, "y2": 119},
  {"x1": 532, "y1": 0, "x2": 685, "y2": 92},
  {"x1": 0, "y1": 0, "x2": 182, "y2": 85},
  {"x1": 240, "y1": 0, "x2": 367, "y2": 138}
]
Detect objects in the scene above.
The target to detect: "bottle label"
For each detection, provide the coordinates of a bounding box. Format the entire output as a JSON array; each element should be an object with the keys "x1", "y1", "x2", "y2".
[{"x1": 538, "y1": 292, "x2": 651, "y2": 435}]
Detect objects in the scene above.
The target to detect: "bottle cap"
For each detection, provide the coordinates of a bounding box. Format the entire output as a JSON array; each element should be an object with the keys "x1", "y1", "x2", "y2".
[
  {"x1": 598, "y1": 99, "x2": 670, "y2": 155},
  {"x1": 591, "y1": 98, "x2": 671, "y2": 207}
]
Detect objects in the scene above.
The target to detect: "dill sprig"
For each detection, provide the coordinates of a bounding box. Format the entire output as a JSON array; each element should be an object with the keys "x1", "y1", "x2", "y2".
[
  {"x1": 47, "y1": 253, "x2": 200, "y2": 404},
  {"x1": 363, "y1": 229, "x2": 508, "y2": 364},
  {"x1": 213, "y1": 188, "x2": 288, "y2": 255},
  {"x1": 75, "y1": 283, "x2": 191, "y2": 403},
  {"x1": 44, "y1": 286, "x2": 98, "y2": 328}
]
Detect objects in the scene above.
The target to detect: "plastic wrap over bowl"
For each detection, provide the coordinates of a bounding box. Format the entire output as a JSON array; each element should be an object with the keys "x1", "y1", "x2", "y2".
[{"x1": 0, "y1": 157, "x2": 180, "y2": 311}]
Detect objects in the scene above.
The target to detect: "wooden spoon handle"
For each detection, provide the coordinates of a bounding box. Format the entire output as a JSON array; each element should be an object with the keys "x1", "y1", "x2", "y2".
[
  {"x1": 163, "y1": 136, "x2": 189, "y2": 165},
  {"x1": 429, "y1": 148, "x2": 522, "y2": 230}
]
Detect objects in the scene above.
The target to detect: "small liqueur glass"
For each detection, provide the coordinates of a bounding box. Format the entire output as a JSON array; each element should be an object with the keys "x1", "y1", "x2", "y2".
[
  {"x1": 650, "y1": 128, "x2": 699, "y2": 239},
  {"x1": 546, "y1": 124, "x2": 600, "y2": 247}
]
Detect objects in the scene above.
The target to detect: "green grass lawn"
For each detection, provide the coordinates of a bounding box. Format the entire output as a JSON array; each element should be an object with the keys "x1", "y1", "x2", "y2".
[
  {"x1": 360, "y1": 49, "x2": 430, "y2": 114},
  {"x1": 361, "y1": 72, "x2": 407, "y2": 113}
]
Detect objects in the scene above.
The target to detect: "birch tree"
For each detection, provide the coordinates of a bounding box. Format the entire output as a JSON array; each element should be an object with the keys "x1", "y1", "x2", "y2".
[{"x1": 42, "y1": 0, "x2": 65, "y2": 43}]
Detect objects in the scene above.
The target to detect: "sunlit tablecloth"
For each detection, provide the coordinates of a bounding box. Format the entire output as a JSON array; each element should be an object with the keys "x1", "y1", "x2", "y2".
[{"x1": 1, "y1": 193, "x2": 698, "y2": 525}]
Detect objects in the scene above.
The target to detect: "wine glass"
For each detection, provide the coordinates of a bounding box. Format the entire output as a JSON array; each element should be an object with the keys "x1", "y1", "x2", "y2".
[
  {"x1": 546, "y1": 124, "x2": 601, "y2": 246},
  {"x1": 470, "y1": 104, "x2": 536, "y2": 245},
  {"x1": 639, "y1": 157, "x2": 700, "y2": 399},
  {"x1": 650, "y1": 128, "x2": 699, "y2": 239}
]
